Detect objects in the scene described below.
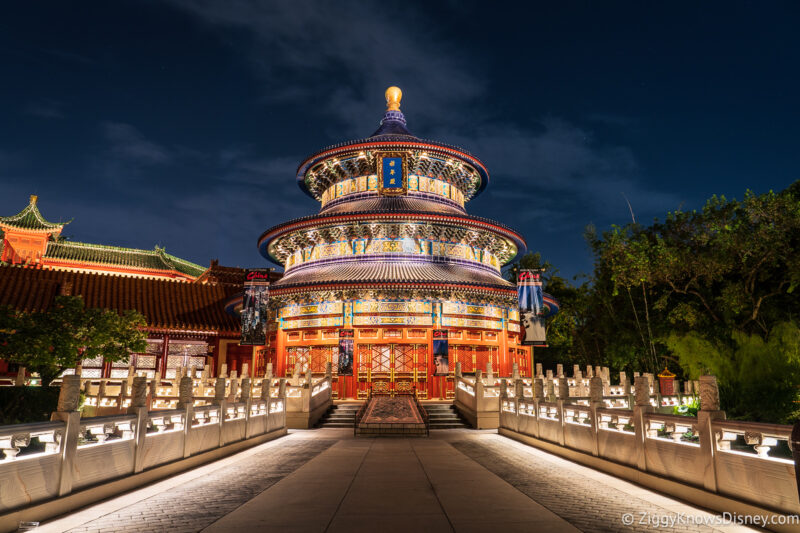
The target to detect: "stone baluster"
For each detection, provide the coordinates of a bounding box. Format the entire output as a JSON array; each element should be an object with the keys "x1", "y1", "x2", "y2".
[
  {"x1": 556, "y1": 364, "x2": 564, "y2": 378},
  {"x1": 127, "y1": 376, "x2": 149, "y2": 474},
  {"x1": 220, "y1": 363, "x2": 228, "y2": 378},
  {"x1": 535, "y1": 363, "x2": 543, "y2": 378},
  {"x1": 532, "y1": 377, "x2": 544, "y2": 438},
  {"x1": 241, "y1": 376, "x2": 253, "y2": 438},
  {"x1": 265, "y1": 362, "x2": 273, "y2": 380},
  {"x1": 228, "y1": 376, "x2": 239, "y2": 403},
  {"x1": 556, "y1": 376, "x2": 569, "y2": 446},
  {"x1": 325, "y1": 362, "x2": 332, "y2": 379},
  {"x1": 278, "y1": 378, "x2": 287, "y2": 399},
  {"x1": 574, "y1": 369, "x2": 583, "y2": 397},
  {"x1": 49, "y1": 375, "x2": 81, "y2": 495},
  {"x1": 588, "y1": 376, "x2": 604, "y2": 456},
  {"x1": 455, "y1": 361, "x2": 462, "y2": 379},
  {"x1": 633, "y1": 376, "x2": 653, "y2": 470},
  {"x1": 242, "y1": 363, "x2": 249, "y2": 379},
  {"x1": 177, "y1": 374, "x2": 194, "y2": 458},
  {"x1": 696, "y1": 375, "x2": 726, "y2": 492},
  {"x1": 15, "y1": 366, "x2": 26, "y2": 386},
  {"x1": 486, "y1": 361, "x2": 494, "y2": 384}
]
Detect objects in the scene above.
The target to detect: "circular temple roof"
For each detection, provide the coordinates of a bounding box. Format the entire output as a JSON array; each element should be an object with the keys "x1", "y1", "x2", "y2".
[{"x1": 295, "y1": 90, "x2": 490, "y2": 202}]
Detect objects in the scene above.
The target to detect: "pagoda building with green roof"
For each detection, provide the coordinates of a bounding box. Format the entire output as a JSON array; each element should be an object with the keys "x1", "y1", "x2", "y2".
[{"x1": 0, "y1": 195, "x2": 205, "y2": 281}]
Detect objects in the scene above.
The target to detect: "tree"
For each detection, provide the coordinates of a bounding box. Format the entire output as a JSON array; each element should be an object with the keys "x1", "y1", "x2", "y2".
[{"x1": 0, "y1": 295, "x2": 147, "y2": 386}]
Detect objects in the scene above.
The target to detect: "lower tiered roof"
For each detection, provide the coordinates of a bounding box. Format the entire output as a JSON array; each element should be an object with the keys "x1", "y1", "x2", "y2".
[{"x1": 0, "y1": 264, "x2": 240, "y2": 334}]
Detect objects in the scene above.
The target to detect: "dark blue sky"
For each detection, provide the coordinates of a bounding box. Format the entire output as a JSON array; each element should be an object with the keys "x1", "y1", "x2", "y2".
[{"x1": 1, "y1": 1, "x2": 798, "y2": 279}]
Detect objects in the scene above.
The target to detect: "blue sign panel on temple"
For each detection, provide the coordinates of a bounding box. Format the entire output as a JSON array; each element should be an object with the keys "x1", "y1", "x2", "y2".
[{"x1": 378, "y1": 153, "x2": 406, "y2": 196}]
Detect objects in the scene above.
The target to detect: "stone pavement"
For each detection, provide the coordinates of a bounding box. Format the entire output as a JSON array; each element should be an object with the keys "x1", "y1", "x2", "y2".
[{"x1": 39, "y1": 429, "x2": 759, "y2": 533}]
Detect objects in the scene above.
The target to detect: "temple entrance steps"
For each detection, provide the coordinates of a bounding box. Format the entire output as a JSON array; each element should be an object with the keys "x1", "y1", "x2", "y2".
[
  {"x1": 316, "y1": 403, "x2": 360, "y2": 428},
  {"x1": 424, "y1": 403, "x2": 471, "y2": 429}
]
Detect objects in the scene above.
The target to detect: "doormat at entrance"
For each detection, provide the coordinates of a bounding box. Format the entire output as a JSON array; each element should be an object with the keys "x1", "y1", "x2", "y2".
[{"x1": 362, "y1": 396, "x2": 423, "y2": 424}]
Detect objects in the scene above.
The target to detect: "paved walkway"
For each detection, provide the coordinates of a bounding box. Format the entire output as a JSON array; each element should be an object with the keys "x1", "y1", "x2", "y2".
[{"x1": 39, "y1": 429, "x2": 758, "y2": 533}]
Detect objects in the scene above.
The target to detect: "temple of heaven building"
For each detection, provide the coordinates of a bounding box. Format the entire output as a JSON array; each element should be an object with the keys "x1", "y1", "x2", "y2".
[{"x1": 257, "y1": 87, "x2": 530, "y2": 399}]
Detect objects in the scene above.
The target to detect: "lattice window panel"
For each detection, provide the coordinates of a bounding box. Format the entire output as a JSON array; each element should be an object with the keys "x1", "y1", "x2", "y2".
[
  {"x1": 322, "y1": 329, "x2": 338, "y2": 339},
  {"x1": 310, "y1": 346, "x2": 333, "y2": 373},
  {"x1": 359, "y1": 329, "x2": 378, "y2": 339},
  {"x1": 287, "y1": 347, "x2": 310, "y2": 373},
  {"x1": 448, "y1": 330, "x2": 462, "y2": 339},
  {"x1": 168, "y1": 343, "x2": 184, "y2": 356},
  {"x1": 304, "y1": 331, "x2": 319, "y2": 340},
  {"x1": 475, "y1": 346, "x2": 497, "y2": 373},
  {"x1": 485, "y1": 332, "x2": 497, "y2": 341},
  {"x1": 412, "y1": 344, "x2": 428, "y2": 372},
  {"x1": 466, "y1": 331, "x2": 481, "y2": 341},
  {"x1": 288, "y1": 332, "x2": 301, "y2": 341},
  {"x1": 371, "y1": 345, "x2": 391, "y2": 373},
  {"x1": 136, "y1": 355, "x2": 156, "y2": 370},
  {"x1": 81, "y1": 355, "x2": 103, "y2": 368},
  {"x1": 110, "y1": 369, "x2": 130, "y2": 378},
  {"x1": 451, "y1": 345, "x2": 474, "y2": 373},
  {"x1": 384, "y1": 329, "x2": 402, "y2": 338},
  {"x1": 112, "y1": 357, "x2": 131, "y2": 368},
  {"x1": 393, "y1": 345, "x2": 415, "y2": 373},
  {"x1": 189, "y1": 356, "x2": 205, "y2": 369},
  {"x1": 408, "y1": 329, "x2": 426, "y2": 338},
  {"x1": 356, "y1": 345, "x2": 371, "y2": 374},
  {"x1": 145, "y1": 341, "x2": 162, "y2": 355},
  {"x1": 81, "y1": 368, "x2": 102, "y2": 378}
]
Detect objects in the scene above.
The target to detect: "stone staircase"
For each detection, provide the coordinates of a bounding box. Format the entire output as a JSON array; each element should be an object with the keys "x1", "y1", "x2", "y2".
[
  {"x1": 316, "y1": 403, "x2": 361, "y2": 428},
  {"x1": 423, "y1": 403, "x2": 471, "y2": 429}
]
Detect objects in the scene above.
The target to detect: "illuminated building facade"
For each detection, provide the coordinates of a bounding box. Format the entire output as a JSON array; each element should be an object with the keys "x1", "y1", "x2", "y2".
[{"x1": 258, "y1": 88, "x2": 531, "y2": 399}]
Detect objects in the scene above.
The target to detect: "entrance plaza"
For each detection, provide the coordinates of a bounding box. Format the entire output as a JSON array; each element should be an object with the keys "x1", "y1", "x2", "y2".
[{"x1": 38, "y1": 428, "x2": 756, "y2": 533}]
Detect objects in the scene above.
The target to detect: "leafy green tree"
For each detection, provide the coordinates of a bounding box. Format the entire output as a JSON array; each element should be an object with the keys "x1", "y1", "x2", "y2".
[{"x1": 0, "y1": 296, "x2": 147, "y2": 386}]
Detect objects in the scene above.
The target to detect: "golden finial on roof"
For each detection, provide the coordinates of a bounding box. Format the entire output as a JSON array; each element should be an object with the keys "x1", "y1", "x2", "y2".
[
  {"x1": 385, "y1": 86, "x2": 402, "y2": 111},
  {"x1": 30, "y1": 195, "x2": 38, "y2": 205}
]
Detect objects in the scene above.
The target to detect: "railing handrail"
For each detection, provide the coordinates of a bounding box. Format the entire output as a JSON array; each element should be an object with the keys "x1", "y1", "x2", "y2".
[{"x1": 711, "y1": 418, "x2": 792, "y2": 437}]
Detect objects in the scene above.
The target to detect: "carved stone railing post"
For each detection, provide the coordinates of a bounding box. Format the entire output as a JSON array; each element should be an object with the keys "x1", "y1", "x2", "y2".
[
  {"x1": 556, "y1": 376, "x2": 568, "y2": 446},
  {"x1": 214, "y1": 377, "x2": 227, "y2": 447},
  {"x1": 261, "y1": 377, "x2": 272, "y2": 401},
  {"x1": 241, "y1": 377, "x2": 253, "y2": 439},
  {"x1": 278, "y1": 378, "x2": 287, "y2": 400},
  {"x1": 51, "y1": 375, "x2": 81, "y2": 496},
  {"x1": 15, "y1": 366, "x2": 26, "y2": 386},
  {"x1": 532, "y1": 377, "x2": 544, "y2": 438},
  {"x1": 177, "y1": 375, "x2": 194, "y2": 458},
  {"x1": 486, "y1": 361, "x2": 494, "y2": 383},
  {"x1": 455, "y1": 361, "x2": 462, "y2": 379},
  {"x1": 325, "y1": 362, "x2": 332, "y2": 379},
  {"x1": 633, "y1": 376, "x2": 653, "y2": 471},
  {"x1": 697, "y1": 375, "x2": 725, "y2": 492},
  {"x1": 128, "y1": 376, "x2": 149, "y2": 473},
  {"x1": 588, "y1": 376, "x2": 604, "y2": 456}
]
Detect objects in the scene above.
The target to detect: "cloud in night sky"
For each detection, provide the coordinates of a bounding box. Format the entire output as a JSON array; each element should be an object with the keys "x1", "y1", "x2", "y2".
[
  {"x1": 165, "y1": 0, "x2": 681, "y2": 267},
  {"x1": 2, "y1": 2, "x2": 798, "y2": 277}
]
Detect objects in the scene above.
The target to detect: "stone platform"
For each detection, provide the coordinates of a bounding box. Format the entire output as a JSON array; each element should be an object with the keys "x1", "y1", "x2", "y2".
[{"x1": 357, "y1": 395, "x2": 427, "y2": 436}]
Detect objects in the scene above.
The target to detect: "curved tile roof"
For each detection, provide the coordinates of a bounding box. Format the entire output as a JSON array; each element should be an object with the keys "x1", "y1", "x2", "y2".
[
  {"x1": 272, "y1": 259, "x2": 514, "y2": 292},
  {"x1": 0, "y1": 195, "x2": 69, "y2": 232},
  {"x1": 44, "y1": 241, "x2": 206, "y2": 278},
  {"x1": 0, "y1": 264, "x2": 239, "y2": 333}
]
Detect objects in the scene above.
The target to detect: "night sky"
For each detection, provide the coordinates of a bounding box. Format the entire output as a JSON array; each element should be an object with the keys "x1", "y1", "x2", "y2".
[{"x1": 2, "y1": 2, "x2": 799, "y2": 279}]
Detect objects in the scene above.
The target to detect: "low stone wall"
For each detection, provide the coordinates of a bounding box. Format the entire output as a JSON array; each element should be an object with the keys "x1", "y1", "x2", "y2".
[
  {"x1": 498, "y1": 374, "x2": 799, "y2": 527},
  {"x1": 0, "y1": 375, "x2": 288, "y2": 532}
]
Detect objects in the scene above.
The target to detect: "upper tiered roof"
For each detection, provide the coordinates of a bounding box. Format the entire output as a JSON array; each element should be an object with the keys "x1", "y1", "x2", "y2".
[
  {"x1": 0, "y1": 195, "x2": 69, "y2": 233},
  {"x1": 295, "y1": 87, "x2": 490, "y2": 202}
]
